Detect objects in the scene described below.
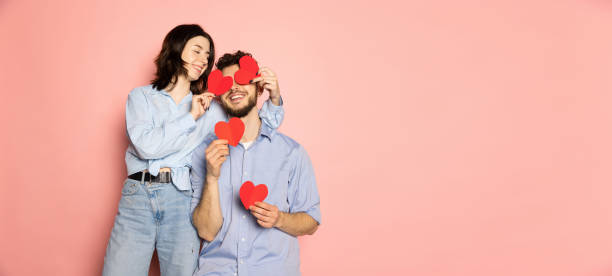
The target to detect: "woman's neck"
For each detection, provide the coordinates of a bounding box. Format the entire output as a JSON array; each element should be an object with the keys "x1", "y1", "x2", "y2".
[{"x1": 164, "y1": 74, "x2": 191, "y2": 104}]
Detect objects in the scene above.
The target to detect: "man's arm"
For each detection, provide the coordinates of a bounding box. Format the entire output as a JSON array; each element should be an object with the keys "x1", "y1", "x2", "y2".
[
  {"x1": 254, "y1": 67, "x2": 285, "y2": 130},
  {"x1": 278, "y1": 211, "x2": 319, "y2": 236},
  {"x1": 192, "y1": 139, "x2": 228, "y2": 242},
  {"x1": 249, "y1": 145, "x2": 321, "y2": 237},
  {"x1": 250, "y1": 202, "x2": 318, "y2": 236}
]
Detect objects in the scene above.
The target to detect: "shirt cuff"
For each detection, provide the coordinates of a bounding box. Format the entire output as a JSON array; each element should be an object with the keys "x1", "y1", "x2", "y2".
[
  {"x1": 305, "y1": 206, "x2": 321, "y2": 225},
  {"x1": 268, "y1": 95, "x2": 284, "y2": 108}
]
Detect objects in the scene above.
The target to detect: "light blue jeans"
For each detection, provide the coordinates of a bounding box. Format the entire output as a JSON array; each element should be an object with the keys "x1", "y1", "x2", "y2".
[{"x1": 103, "y1": 177, "x2": 200, "y2": 276}]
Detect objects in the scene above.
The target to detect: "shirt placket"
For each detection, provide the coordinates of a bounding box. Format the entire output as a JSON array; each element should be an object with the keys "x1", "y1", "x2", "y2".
[
  {"x1": 236, "y1": 144, "x2": 250, "y2": 276},
  {"x1": 148, "y1": 93, "x2": 181, "y2": 176}
]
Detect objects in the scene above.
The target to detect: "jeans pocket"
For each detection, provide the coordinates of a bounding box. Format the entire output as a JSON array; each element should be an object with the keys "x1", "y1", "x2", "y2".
[{"x1": 121, "y1": 179, "x2": 140, "y2": 196}]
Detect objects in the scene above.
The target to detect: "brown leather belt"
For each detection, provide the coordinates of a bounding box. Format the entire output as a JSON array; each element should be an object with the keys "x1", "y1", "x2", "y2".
[{"x1": 128, "y1": 171, "x2": 172, "y2": 183}]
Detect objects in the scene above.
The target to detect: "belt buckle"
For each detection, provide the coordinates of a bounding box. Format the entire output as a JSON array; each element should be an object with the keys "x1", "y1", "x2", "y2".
[{"x1": 144, "y1": 172, "x2": 170, "y2": 184}]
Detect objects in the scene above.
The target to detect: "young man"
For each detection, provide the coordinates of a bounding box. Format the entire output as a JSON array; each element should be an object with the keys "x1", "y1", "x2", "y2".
[{"x1": 190, "y1": 51, "x2": 321, "y2": 276}]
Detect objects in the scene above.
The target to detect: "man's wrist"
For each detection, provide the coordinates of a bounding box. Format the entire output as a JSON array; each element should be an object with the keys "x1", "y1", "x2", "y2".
[
  {"x1": 270, "y1": 95, "x2": 281, "y2": 106},
  {"x1": 205, "y1": 174, "x2": 219, "y2": 184},
  {"x1": 275, "y1": 211, "x2": 286, "y2": 228}
]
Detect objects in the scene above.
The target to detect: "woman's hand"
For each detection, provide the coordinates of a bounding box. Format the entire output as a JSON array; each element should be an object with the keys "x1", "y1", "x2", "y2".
[{"x1": 190, "y1": 92, "x2": 215, "y2": 120}]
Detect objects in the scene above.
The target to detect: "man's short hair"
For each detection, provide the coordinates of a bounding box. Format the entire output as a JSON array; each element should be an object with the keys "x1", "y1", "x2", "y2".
[{"x1": 215, "y1": 50, "x2": 257, "y2": 71}]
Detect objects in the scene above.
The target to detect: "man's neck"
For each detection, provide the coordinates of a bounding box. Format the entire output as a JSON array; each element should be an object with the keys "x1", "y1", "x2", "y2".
[{"x1": 237, "y1": 107, "x2": 261, "y2": 143}]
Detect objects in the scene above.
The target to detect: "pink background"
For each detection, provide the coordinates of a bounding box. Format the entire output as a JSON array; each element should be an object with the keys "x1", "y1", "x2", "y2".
[{"x1": 2, "y1": 0, "x2": 612, "y2": 275}]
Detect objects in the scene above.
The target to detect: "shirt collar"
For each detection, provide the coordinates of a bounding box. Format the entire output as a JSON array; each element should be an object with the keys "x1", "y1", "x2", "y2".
[
  {"x1": 149, "y1": 85, "x2": 166, "y2": 95},
  {"x1": 150, "y1": 85, "x2": 193, "y2": 100}
]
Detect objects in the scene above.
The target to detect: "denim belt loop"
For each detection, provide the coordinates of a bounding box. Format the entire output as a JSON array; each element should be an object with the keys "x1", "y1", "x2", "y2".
[{"x1": 140, "y1": 171, "x2": 146, "y2": 185}]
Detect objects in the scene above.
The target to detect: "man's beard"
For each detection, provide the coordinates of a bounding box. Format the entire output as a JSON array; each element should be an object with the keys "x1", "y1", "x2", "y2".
[{"x1": 220, "y1": 92, "x2": 257, "y2": 118}]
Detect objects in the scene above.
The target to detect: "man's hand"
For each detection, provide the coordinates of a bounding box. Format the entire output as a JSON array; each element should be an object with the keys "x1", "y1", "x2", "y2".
[
  {"x1": 190, "y1": 92, "x2": 215, "y2": 120},
  {"x1": 249, "y1": 201, "x2": 283, "y2": 228},
  {"x1": 252, "y1": 67, "x2": 281, "y2": 106},
  {"x1": 205, "y1": 139, "x2": 229, "y2": 180},
  {"x1": 250, "y1": 202, "x2": 319, "y2": 236}
]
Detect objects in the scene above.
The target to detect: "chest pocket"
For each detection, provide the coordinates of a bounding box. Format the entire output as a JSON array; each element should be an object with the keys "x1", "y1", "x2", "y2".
[{"x1": 248, "y1": 159, "x2": 292, "y2": 212}]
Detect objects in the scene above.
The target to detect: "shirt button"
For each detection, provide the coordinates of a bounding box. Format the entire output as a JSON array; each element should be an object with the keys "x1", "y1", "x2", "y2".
[
  {"x1": 241, "y1": 237, "x2": 245, "y2": 242},
  {"x1": 244, "y1": 171, "x2": 248, "y2": 176},
  {"x1": 242, "y1": 215, "x2": 246, "y2": 219},
  {"x1": 240, "y1": 259, "x2": 244, "y2": 264}
]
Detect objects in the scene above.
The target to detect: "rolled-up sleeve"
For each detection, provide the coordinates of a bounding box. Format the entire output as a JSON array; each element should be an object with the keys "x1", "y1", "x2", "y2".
[
  {"x1": 287, "y1": 145, "x2": 321, "y2": 224},
  {"x1": 259, "y1": 97, "x2": 284, "y2": 129}
]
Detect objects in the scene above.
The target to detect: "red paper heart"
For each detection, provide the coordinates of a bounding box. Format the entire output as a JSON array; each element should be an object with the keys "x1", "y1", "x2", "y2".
[
  {"x1": 234, "y1": 56, "x2": 261, "y2": 85},
  {"x1": 214, "y1": 117, "x2": 245, "y2": 146},
  {"x1": 207, "y1": 69, "x2": 233, "y2": 96},
  {"x1": 234, "y1": 69, "x2": 255, "y2": 85},
  {"x1": 240, "y1": 181, "x2": 268, "y2": 210}
]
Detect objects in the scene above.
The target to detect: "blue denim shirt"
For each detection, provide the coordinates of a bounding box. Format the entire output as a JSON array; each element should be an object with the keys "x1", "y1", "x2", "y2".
[
  {"x1": 124, "y1": 85, "x2": 284, "y2": 191},
  {"x1": 190, "y1": 120, "x2": 321, "y2": 276}
]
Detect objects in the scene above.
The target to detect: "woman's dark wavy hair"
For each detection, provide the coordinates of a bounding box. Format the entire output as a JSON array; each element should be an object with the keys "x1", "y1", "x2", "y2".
[{"x1": 151, "y1": 24, "x2": 215, "y2": 95}]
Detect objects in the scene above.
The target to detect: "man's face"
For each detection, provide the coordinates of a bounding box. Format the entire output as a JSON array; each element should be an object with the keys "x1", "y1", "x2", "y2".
[{"x1": 219, "y1": 64, "x2": 260, "y2": 117}]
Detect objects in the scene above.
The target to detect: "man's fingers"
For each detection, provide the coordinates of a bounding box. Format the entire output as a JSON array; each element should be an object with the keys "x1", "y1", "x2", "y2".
[
  {"x1": 206, "y1": 145, "x2": 222, "y2": 158},
  {"x1": 214, "y1": 149, "x2": 229, "y2": 159},
  {"x1": 208, "y1": 153, "x2": 227, "y2": 167},
  {"x1": 215, "y1": 139, "x2": 229, "y2": 145},
  {"x1": 256, "y1": 219, "x2": 271, "y2": 228},
  {"x1": 250, "y1": 205, "x2": 271, "y2": 217},
  {"x1": 206, "y1": 144, "x2": 228, "y2": 161},
  {"x1": 208, "y1": 139, "x2": 229, "y2": 150},
  {"x1": 254, "y1": 201, "x2": 273, "y2": 211},
  {"x1": 263, "y1": 83, "x2": 276, "y2": 91},
  {"x1": 205, "y1": 140, "x2": 229, "y2": 170},
  {"x1": 250, "y1": 76, "x2": 264, "y2": 83},
  {"x1": 214, "y1": 156, "x2": 227, "y2": 167},
  {"x1": 206, "y1": 141, "x2": 222, "y2": 154},
  {"x1": 261, "y1": 78, "x2": 276, "y2": 85},
  {"x1": 209, "y1": 148, "x2": 229, "y2": 162},
  {"x1": 250, "y1": 211, "x2": 269, "y2": 222},
  {"x1": 261, "y1": 78, "x2": 277, "y2": 86},
  {"x1": 252, "y1": 212, "x2": 274, "y2": 225},
  {"x1": 250, "y1": 205, "x2": 265, "y2": 215},
  {"x1": 258, "y1": 67, "x2": 276, "y2": 77}
]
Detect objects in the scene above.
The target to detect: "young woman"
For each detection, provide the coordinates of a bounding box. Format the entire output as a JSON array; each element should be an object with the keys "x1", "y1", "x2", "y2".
[{"x1": 102, "y1": 24, "x2": 284, "y2": 276}]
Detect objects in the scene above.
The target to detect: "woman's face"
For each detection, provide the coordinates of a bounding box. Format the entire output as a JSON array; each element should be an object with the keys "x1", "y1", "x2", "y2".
[{"x1": 181, "y1": 36, "x2": 210, "y2": 81}]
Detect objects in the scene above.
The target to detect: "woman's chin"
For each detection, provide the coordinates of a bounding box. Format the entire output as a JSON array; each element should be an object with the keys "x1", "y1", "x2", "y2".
[{"x1": 187, "y1": 73, "x2": 200, "y2": 81}]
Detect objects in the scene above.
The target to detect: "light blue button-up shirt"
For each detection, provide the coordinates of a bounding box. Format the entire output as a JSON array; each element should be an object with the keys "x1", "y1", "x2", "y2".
[
  {"x1": 124, "y1": 85, "x2": 284, "y2": 191},
  {"x1": 190, "y1": 119, "x2": 321, "y2": 276}
]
